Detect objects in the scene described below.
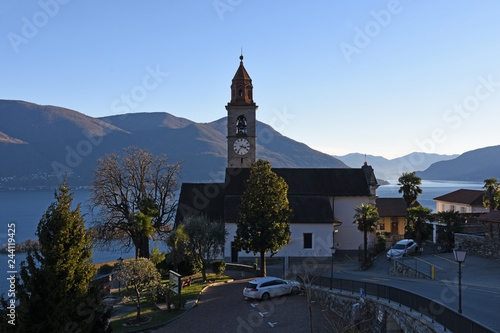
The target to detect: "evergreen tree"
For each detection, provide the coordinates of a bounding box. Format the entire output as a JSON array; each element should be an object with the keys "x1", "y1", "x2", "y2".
[
  {"x1": 16, "y1": 182, "x2": 111, "y2": 333},
  {"x1": 235, "y1": 159, "x2": 293, "y2": 277}
]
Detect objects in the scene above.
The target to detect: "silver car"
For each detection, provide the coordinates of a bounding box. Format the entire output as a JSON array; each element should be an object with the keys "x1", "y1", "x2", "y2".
[
  {"x1": 243, "y1": 276, "x2": 300, "y2": 300},
  {"x1": 387, "y1": 239, "x2": 418, "y2": 259}
]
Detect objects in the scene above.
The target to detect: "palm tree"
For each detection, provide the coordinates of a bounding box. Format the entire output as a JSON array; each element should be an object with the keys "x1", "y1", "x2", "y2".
[
  {"x1": 406, "y1": 206, "x2": 433, "y2": 249},
  {"x1": 398, "y1": 172, "x2": 423, "y2": 208},
  {"x1": 435, "y1": 210, "x2": 464, "y2": 251},
  {"x1": 483, "y1": 178, "x2": 500, "y2": 211},
  {"x1": 353, "y1": 204, "x2": 380, "y2": 267}
]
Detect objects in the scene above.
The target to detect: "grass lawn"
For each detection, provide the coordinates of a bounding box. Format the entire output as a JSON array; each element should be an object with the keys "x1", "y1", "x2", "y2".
[
  {"x1": 110, "y1": 307, "x2": 183, "y2": 332},
  {"x1": 110, "y1": 273, "x2": 232, "y2": 332}
]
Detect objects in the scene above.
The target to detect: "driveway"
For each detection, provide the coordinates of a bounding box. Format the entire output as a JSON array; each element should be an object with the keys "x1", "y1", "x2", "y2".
[{"x1": 154, "y1": 272, "x2": 331, "y2": 333}]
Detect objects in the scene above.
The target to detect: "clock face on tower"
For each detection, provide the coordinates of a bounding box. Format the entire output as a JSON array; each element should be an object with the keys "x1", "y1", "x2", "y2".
[{"x1": 233, "y1": 138, "x2": 250, "y2": 155}]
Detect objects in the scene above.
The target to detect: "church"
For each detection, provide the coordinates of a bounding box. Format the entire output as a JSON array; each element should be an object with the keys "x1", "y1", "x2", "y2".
[{"x1": 175, "y1": 56, "x2": 379, "y2": 263}]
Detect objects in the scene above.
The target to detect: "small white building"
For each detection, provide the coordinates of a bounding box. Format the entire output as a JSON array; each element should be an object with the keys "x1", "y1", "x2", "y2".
[{"x1": 433, "y1": 189, "x2": 487, "y2": 213}]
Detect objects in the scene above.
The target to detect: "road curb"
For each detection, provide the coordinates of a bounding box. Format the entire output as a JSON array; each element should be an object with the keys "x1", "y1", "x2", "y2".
[{"x1": 147, "y1": 278, "x2": 235, "y2": 332}]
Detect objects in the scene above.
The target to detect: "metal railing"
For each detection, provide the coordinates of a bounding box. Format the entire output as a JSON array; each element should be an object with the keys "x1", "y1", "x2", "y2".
[
  {"x1": 391, "y1": 256, "x2": 435, "y2": 279},
  {"x1": 299, "y1": 275, "x2": 495, "y2": 333}
]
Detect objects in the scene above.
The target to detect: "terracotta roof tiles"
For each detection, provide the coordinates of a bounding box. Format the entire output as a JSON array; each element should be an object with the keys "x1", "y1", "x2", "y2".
[
  {"x1": 478, "y1": 210, "x2": 500, "y2": 223},
  {"x1": 433, "y1": 189, "x2": 485, "y2": 206}
]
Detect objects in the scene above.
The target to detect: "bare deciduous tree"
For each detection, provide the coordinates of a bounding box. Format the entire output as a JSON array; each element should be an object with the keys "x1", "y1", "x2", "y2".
[
  {"x1": 320, "y1": 295, "x2": 378, "y2": 333},
  {"x1": 295, "y1": 265, "x2": 379, "y2": 333},
  {"x1": 90, "y1": 147, "x2": 181, "y2": 258}
]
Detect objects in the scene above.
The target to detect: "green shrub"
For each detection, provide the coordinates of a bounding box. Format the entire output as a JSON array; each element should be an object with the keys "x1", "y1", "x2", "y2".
[
  {"x1": 150, "y1": 246, "x2": 167, "y2": 266},
  {"x1": 148, "y1": 282, "x2": 178, "y2": 310},
  {"x1": 375, "y1": 233, "x2": 387, "y2": 254},
  {"x1": 172, "y1": 293, "x2": 186, "y2": 309},
  {"x1": 212, "y1": 260, "x2": 226, "y2": 276},
  {"x1": 177, "y1": 257, "x2": 200, "y2": 276},
  {"x1": 156, "y1": 258, "x2": 170, "y2": 277}
]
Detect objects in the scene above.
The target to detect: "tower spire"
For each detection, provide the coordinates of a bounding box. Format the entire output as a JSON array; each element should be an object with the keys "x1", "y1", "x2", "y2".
[{"x1": 228, "y1": 54, "x2": 254, "y2": 106}]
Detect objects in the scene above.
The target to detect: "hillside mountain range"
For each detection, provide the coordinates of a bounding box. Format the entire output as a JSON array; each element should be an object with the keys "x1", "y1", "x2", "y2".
[
  {"x1": 1, "y1": 100, "x2": 498, "y2": 189},
  {"x1": 0, "y1": 100, "x2": 347, "y2": 189},
  {"x1": 334, "y1": 152, "x2": 459, "y2": 181},
  {"x1": 416, "y1": 145, "x2": 500, "y2": 181}
]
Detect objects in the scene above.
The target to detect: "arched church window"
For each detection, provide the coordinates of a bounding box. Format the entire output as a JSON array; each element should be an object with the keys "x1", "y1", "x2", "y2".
[
  {"x1": 239, "y1": 89, "x2": 243, "y2": 97},
  {"x1": 236, "y1": 115, "x2": 247, "y2": 135}
]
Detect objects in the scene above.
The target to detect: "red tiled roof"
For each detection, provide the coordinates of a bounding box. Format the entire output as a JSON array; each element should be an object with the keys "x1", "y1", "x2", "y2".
[
  {"x1": 232, "y1": 60, "x2": 252, "y2": 83},
  {"x1": 478, "y1": 210, "x2": 500, "y2": 223},
  {"x1": 433, "y1": 189, "x2": 485, "y2": 206}
]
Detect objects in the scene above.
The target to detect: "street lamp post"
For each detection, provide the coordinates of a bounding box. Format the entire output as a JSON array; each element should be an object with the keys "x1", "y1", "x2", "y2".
[
  {"x1": 330, "y1": 246, "x2": 336, "y2": 290},
  {"x1": 330, "y1": 220, "x2": 342, "y2": 290},
  {"x1": 453, "y1": 247, "x2": 467, "y2": 314},
  {"x1": 117, "y1": 257, "x2": 123, "y2": 293}
]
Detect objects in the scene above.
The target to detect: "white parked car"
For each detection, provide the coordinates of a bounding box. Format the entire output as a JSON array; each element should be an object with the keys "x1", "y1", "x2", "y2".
[
  {"x1": 243, "y1": 277, "x2": 300, "y2": 300},
  {"x1": 387, "y1": 239, "x2": 418, "y2": 259}
]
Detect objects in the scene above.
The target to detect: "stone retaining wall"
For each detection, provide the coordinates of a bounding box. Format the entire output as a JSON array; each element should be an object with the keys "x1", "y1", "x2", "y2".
[
  {"x1": 455, "y1": 233, "x2": 500, "y2": 259},
  {"x1": 309, "y1": 286, "x2": 443, "y2": 333}
]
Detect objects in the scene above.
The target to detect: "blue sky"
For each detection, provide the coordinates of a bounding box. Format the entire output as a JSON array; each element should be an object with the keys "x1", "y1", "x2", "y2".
[{"x1": 1, "y1": 1, "x2": 499, "y2": 159}]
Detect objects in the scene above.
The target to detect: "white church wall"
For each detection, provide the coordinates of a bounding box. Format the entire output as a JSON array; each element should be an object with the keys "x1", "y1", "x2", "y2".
[
  {"x1": 333, "y1": 196, "x2": 377, "y2": 251},
  {"x1": 224, "y1": 194, "x2": 377, "y2": 259},
  {"x1": 224, "y1": 223, "x2": 335, "y2": 258}
]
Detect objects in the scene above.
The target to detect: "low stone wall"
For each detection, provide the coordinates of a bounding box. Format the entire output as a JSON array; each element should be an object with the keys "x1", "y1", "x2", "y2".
[
  {"x1": 309, "y1": 286, "x2": 443, "y2": 333},
  {"x1": 389, "y1": 259, "x2": 431, "y2": 279},
  {"x1": 455, "y1": 233, "x2": 500, "y2": 259}
]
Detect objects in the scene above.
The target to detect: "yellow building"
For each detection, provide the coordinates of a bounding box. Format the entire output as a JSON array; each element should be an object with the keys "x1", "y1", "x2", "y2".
[{"x1": 375, "y1": 198, "x2": 418, "y2": 244}]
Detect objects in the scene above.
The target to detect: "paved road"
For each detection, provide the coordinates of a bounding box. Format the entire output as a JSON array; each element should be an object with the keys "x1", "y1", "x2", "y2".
[
  {"x1": 153, "y1": 249, "x2": 500, "y2": 332},
  {"x1": 329, "y1": 250, "x2": 500, "y2": 332},
  {"x1": 154, "y1": 271, "x2": 331, "y2": 333}
]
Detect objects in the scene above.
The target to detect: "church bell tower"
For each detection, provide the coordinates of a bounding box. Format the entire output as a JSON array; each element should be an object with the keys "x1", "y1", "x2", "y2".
[{"x1": 226, "y1": 55, "x2": 258, "y2": 168}]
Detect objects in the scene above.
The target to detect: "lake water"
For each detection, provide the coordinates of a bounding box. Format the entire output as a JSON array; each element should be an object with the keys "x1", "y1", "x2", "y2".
[
  {"x1": 0, "y1": 180, "x2": 484, "y2": 296},
  {"x1": 0, "y1": 189, "x2": 165, "y2": 297},
  {"x1": 376, "y1": 179, "x2": 485, "y2": 210}
]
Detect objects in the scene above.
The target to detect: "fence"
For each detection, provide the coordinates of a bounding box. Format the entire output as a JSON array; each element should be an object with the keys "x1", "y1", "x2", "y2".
[
  {"x1": 300, "y1": 275, "x2": 495, "y2": 333},
  {"x1": 391, "y1": 256, "x2": 435, "y2": 279}
]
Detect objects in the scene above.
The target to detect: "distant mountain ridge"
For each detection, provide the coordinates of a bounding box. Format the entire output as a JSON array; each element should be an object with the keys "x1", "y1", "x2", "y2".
[
  {"x1": 334, "y1": 152, "x2": 459, "y2": 181},
  {"x1": 416, "y1": 145, "x2": 500, "y2": 181},
  {"x1": 1, "y1": 99, "x2": 497, "y2": 189},
  {"x1": 0, "y1": 100, "x2": 347, "y2": 189}
]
